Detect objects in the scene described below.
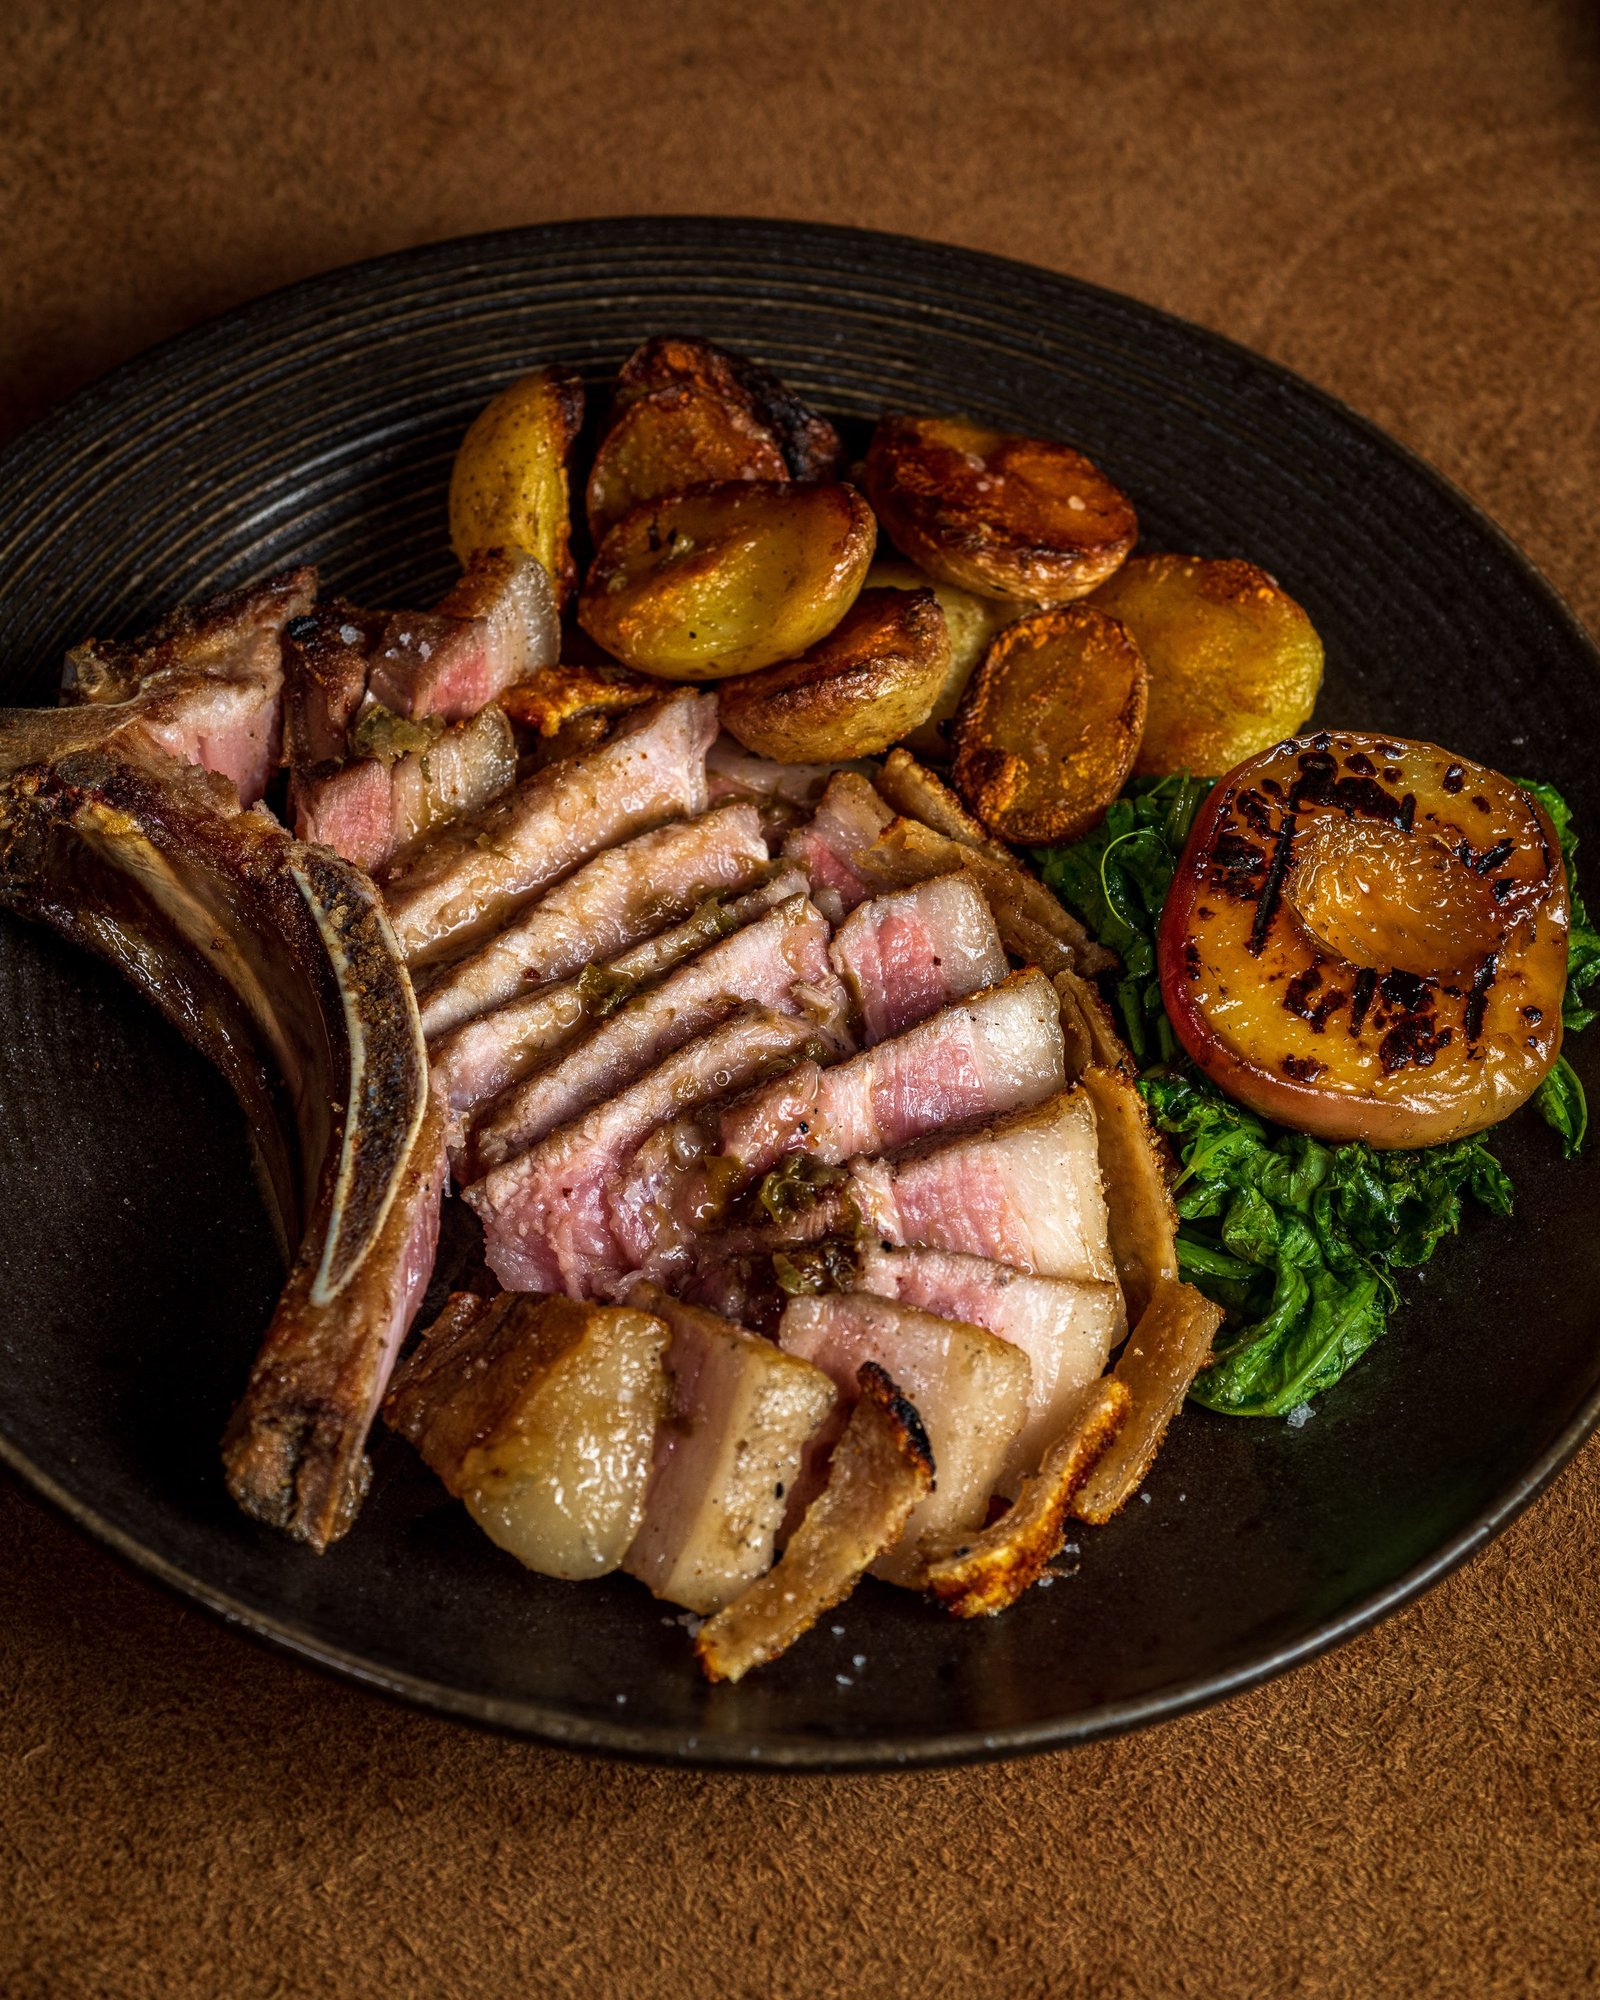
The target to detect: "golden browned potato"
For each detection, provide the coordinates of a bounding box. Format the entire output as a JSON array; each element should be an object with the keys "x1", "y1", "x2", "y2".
[
  {"x1": 950, "y1": 604, "x2": 1149, "y2": 843},
  {"x1": 1087, "y1": 553, "x2": 1324, "y2": 776},
  {"x1": 448, "y1": 364, "x2": 585, "y2": 605},
  {"x1": 586, "y1": 387, "x2": 788, "y2": 539},
  {"x1": 865, "y1": 413, "x2": 1137, "y2": 604},
  {"x1": 718, "y1": 587, "x2": 949, "y2": 761},
  {"x1": 865, "y1": 557, "x2": 1021, "y2": 750},
  {"x1": 614, "y1": 335, "x2": 841, "y2": 479},
  {"x1": 578, "y1": 481, "x2": 876, "y2": 681}
]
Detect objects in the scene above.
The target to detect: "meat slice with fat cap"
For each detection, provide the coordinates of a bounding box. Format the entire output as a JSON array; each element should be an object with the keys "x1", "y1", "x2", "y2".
[
  {"x1": 466, "y1": 1004, "x2": 847, "y2": 1298},
  {"x1": 381, "y1": 690, "x2": 717, "y2": 965},
  {"x1": 851, "y1": 1243, "x2": 1122, "y2": 1491},
  {"x1": 0, "y1": 735, "x2": 440, "y2": 1550},
  {"x1": 416, "y1": 800, "x2": 770, "y2": 1040},
  {"x1": 695, "y1": 1362, "x2": 934, "y2": 1683},
  {"x1": 778, "y1": 1291, "x2": 1031, "y2": 1584},
  {"x1": 622, "y1": 1285, "x2": 838, "y2": 1614},
  {"x1": 432, "y1": 867, "x2": 808, "y2": 1152},
  {"x1": 828, "y1": 871, "x2": 1007, "y2": 1044},
  {"x1": 385, "y1": 1291, "x2": 669, "y2": 1579},
  {"x1": 472, "y1": 892, "x2": 843, "y2": 1171},
  {"x1": 849, "y1": 1088, "x2": 1116, "y2": 1286},
  {"x1": 291, "y1": 704, "x2": 518, "y2": 873},
  {"x1": 51, "y1": 567, "x2": 316, "y2": 808}
]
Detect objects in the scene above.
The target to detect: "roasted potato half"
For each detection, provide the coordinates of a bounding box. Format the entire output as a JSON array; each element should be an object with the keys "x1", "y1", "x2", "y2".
[
  {"x1": 1088, "y1": 553, "x2": 1324, "y2": 776},
  {"x1": 578, "y1": 481, "x2": 876, "y2": 681},
  {"x1": 865, "y1": 557, "x2": 1020, "y2": 747},
  {"x1": 448, "y1": 364, "x2": 584, "y2": 606},
  {"x1": 498, "y1": 659, "x2": 657, "y2": 737},
  {"x1": 587, "y1": 386, "x2": 788, "y2": 539},
  {"x1": 614, "y1": 335, "x2": 841, "y2": 480},
  {"x1": 719, "y1": 587, "x2": 950, "y2": 761},
  {"x1": 865, "y1": 413, "x2": 1137, "y2": 604},
  {"x1": 951, "y1": 604, "x2": 1148, "y2": 844}
]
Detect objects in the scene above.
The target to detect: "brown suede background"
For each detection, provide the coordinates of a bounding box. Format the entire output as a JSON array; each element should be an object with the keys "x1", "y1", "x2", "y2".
[{"x1": 3, "y1": 2, "x2": 1599, "y2": 1994}]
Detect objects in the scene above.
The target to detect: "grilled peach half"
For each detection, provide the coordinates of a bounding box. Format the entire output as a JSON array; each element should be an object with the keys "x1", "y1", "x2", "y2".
[
  {"x1": 577, "y1": 481, "x2": 876, "y2": 680},
  {"x1": 448, "y1": 364, "x2": 585, "y2": 606},
  {"x1": 1158, "y1": 733, "x2": 1570, "y2": 1146},
  {"x1": 864, "y1": 413, "x2": 1137, "y2": 603}
]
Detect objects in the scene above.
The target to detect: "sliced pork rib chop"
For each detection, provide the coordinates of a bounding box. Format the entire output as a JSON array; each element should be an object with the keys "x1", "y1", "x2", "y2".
[
  {"x1": 47, "y1": 567, "x2": 317, "y2": 808},
  {"x1": 852, "y1": 1244, "x2": 1122, "y2": 1490},
  {"x1": 467, "y1": 1005, "x2": 846, "y2": 1299},
  {"x1": 622, "y1": 1285, "x2": 838, "y2": 1615},
  {"x1": 291, "y1": 704, "x2": 518, "y2": 873},
  {"x1": 364, "y1": 548, "x2": 558, "y2": 722},
  {"x1": 778, "y1": 1292, "x2": 1031, "y2": 1584},
  {"x1": 780, "y1": 771, "x2": 895, "y2": 919},
  {"x1": 432, "y1": 867, "x2": 808, "y2": 1152},
  {"x1": 416, "y1": 800, "x2": 770, "y2": 1041},
  {"x1": 850, "y1": 1088, "x2": 1116, "y2": 1287},
  {"x1": 472, "y1": 892, "x2": 843, "y2": 1171},
  {"x1": 615, "y1": 970, "x2": 1068, "y2": 1280},
  {"x1": 828, "y1": 872, "x2": 1006, "y2": 1045},
  {"x1": 381, "y1": 690, "x2": 717, "y2": 965},
  {"x1": 0, "y1": 738, "x2": 439, "y2": 1549}
]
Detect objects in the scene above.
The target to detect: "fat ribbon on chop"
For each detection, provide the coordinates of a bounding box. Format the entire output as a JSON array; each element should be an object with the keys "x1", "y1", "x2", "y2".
[
  {"x1": 0, "y1": 724, "x2": 440, "y2": 1550},
  {"x1": 379, "y1": 689, "x2": 718, "y2": 966},
  {"x1": 50, "y1": 567, "x2": 317, "y2": 808}
]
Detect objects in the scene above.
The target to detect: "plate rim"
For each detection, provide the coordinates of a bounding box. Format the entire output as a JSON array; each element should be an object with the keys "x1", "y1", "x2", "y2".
[{"x1": 3, "y1": 212, "x2": 1598, "y2": 1771}]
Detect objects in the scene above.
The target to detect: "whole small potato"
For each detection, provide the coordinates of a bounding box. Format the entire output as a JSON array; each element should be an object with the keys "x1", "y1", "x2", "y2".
[
  {"x1": 449, "y1": 365, "x2": 585, "y2": 605},
  {"x1": 719, "y1": 587, "x2": 951, "y2": 762},
  {"x1": 578, "y1": 482, "x2": 877, "y2": 681},
  {"x1": 865, "y1": 413, "x2": 1137, "y2": 604},
  {"x1": 1088, "y1": 553, "x2": 1324, "y2": 776},
  {"x1": 952, "y1": 604, "x2": 1148, "y2": 844},
  {"x1": 587, "y1": 385, "x2": 788, "y2": 539}
]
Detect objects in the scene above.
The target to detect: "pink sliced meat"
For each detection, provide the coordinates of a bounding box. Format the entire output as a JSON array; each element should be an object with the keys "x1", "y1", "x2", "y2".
[
  {"x1": 467, "y1": 1006, "x2": 841, "y2": 1299},
  {"x1": 472, "y1": 893, "x2": 843, "y2": 1170},
  {"x1": 850, "y1": 1088, "x2": 1116, "y2": 1286},
  {"x1": 852, "y1": 1244, "x2": 1123, "y2": 1490},
  {"x1": 431, "y1": 867, "x2": 808, "y2": 1150},
  {"x1": 778, "y1": 1292, "x2": 1030, "y2": 1582},
  {"x1": 366, "y1": 549, "x2": 558, "y2": 721},
  {"x1": 61, "y1": 567, "x2": 316, "y2": 808},
  {"x1": 622, "y1": 1285, "x2": 837, "y2": 1614},
  {"x1": 780, "y1": 771, "x2": 895, "y2": 919},
  {"x1": 280, "y1": 603, "x2": 378, "y2": 771},
  {"x1": 416, "y1": 801, "x2": 769, "y2": 1040},
  {"x1": 716, "y1": 967, "x2": 1064, "y2": 1181},
  {"x1": 828, "y1": 871, "x2": 1005, "y2": 1044},
  {"x1": 292, "y1": 705, "x2": 517, "y2": 872},
  {"x1": 381, "y1": 690, "x2": 717, "y2": 965}
]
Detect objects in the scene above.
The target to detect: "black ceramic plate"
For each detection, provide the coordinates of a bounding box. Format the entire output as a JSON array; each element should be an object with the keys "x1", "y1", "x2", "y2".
[{"x1": 1, "y1": 219, "x2": 1596, "y2": 1771}]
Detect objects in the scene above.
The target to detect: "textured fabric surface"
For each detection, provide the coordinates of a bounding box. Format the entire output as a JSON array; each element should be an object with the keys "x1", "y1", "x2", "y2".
[{"x1": 3, "y1": 1, "x2": 1599, "y2": 1994}]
